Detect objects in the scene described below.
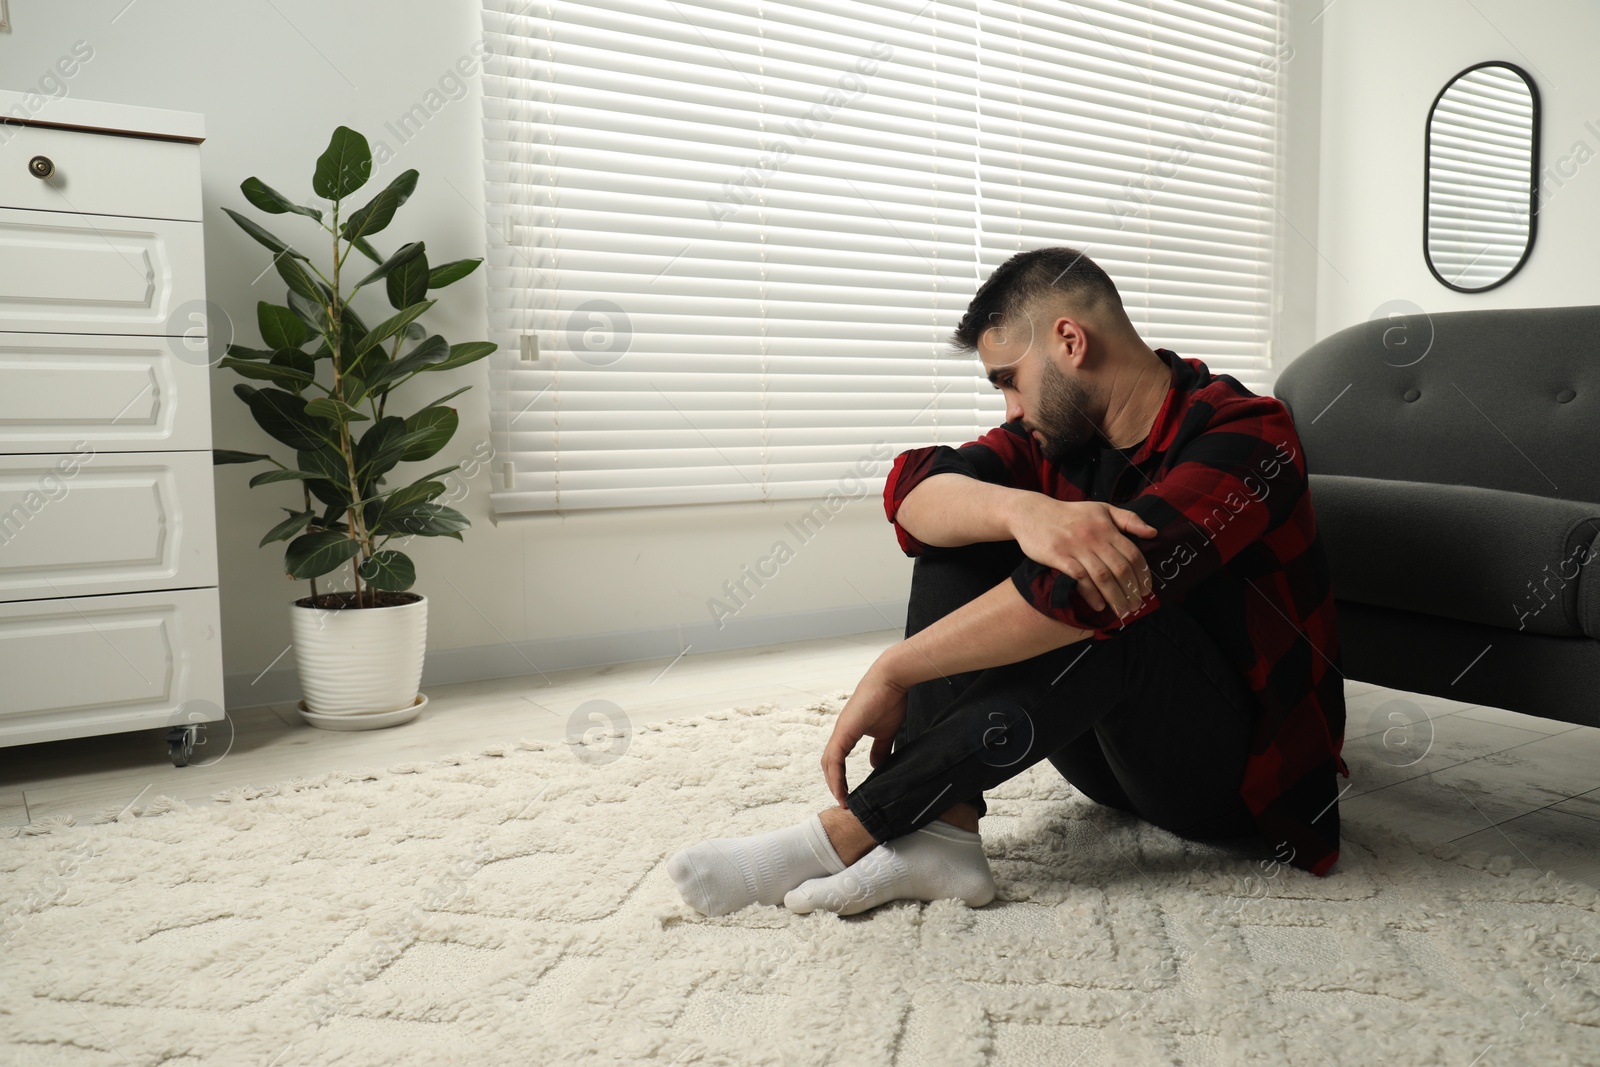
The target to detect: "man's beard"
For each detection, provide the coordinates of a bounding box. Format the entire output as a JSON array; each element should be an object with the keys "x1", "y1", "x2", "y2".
[{"x1": 1028, "y1": 356, "x2": 1102, "y2": 466}]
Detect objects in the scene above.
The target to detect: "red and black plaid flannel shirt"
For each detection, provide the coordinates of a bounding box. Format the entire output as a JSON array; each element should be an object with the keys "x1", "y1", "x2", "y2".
[{"x1": 883, "y1": 347, "x2": 1350, "y2": 876}]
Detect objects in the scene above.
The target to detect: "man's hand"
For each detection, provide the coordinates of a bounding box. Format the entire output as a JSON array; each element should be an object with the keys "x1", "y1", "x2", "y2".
[
  {"x1": 1007, "y1": 496, "x2": 1157, "y2": 617},
  {"x1": 820, "y1": 661, "x2": 909, "y2": 809},
  {"x1": 819, "y1": 579, "x2": 1097, "y2": 807},
  {"x1": 897, "y1": 473, "x2": 1158, "y2": 618}
]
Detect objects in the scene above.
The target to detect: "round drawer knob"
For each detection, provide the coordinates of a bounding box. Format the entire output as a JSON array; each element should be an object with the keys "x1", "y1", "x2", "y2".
[{"x1": 28, "y1": 155, "x2": 55, "y2": 179}]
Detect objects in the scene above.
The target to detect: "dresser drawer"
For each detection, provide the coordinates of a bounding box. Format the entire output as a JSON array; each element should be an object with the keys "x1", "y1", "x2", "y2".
[
  {"x1": 0, "y1": 449, "x2": 218, "y2": 602},
  {"x1": 0, "y1": 122, "x2": 203, "y2": 222},
  {"x1": 0, "y1": 206, "x2": 206, "y2": 336},
  {"x1": 0, "y1": 331, "x2": 213, "y2": 453},
  {"x1": 0, "y1": 586, "x2": 223, "y2": 745}
]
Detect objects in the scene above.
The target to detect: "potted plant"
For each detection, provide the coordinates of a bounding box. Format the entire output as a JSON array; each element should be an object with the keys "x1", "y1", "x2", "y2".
[{"x1": 213, "y1": 126, "x2": 495, "y2": 730}]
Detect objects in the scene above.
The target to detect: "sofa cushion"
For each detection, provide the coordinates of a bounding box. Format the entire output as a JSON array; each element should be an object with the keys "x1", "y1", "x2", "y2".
[{"x1": 1309, "y1": 474, "x2": 1600, "y2": 638}]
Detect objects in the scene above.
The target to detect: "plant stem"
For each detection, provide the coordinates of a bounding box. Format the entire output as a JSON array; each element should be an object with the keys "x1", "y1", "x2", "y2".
[{"x1": 326, "y1": 196, "x2": 370, "y2": 610}]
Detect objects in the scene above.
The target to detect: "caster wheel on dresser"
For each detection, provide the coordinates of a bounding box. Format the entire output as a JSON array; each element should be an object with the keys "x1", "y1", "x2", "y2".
[{"x1": 166, "y1": 724, "x2": 201, "y2": 767}]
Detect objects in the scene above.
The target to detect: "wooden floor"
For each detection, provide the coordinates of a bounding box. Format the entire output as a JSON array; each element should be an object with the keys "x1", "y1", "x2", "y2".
[{"x1": 4, "y1": 628, "x2": 1598, "y2": 891}]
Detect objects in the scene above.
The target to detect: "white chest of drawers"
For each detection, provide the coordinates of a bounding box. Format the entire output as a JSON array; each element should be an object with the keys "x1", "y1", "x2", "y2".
[{"x1": 0, "y1": 92, "x2": 224, "y2": 756}]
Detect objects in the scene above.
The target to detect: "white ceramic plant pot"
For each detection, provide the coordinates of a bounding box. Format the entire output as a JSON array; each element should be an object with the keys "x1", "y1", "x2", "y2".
[{"x1": 290, "y1": 593, "x2": 428, "y2": 727}]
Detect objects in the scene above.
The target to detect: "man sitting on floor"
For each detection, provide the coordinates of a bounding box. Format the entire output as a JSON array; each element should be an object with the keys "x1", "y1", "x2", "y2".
[{"x1": 668, "y1": 245, "x2": 1349, "y2": 918}]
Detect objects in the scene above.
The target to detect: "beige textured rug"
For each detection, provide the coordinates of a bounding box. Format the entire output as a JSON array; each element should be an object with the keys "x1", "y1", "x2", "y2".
[{"x1": 4, "y1": 693, "x2": 1599, "y2": 1066}]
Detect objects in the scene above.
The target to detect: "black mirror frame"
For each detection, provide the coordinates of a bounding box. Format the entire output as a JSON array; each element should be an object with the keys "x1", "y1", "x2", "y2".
[{"x1": 1422, "y1": 60, "x2": 1541, "y2": 294}]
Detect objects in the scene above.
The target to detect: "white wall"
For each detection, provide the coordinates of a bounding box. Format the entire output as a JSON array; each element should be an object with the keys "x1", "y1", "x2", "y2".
[
  {"x1": 1316, "y1": 0, "x2": 1599, "y2": 338},
  {"x1": 1272, "y1": 0, "x2": 1324, "y2": 379},
  {"x1": 1, "y1": 0, "x2": 914, "y2": 705}
]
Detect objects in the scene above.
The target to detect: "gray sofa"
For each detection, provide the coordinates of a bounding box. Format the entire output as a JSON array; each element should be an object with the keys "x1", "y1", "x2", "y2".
[{"x1": 1272, "y1": 304, "x2": 1600, "y2": 730}]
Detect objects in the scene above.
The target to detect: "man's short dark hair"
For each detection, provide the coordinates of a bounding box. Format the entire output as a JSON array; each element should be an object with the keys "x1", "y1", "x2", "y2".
[{"x1": 949, "y1": 246, "x2": 1125, "y2": 353}]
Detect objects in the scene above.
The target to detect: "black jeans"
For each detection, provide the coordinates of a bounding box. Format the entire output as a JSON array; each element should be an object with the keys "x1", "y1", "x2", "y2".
[{"x1": 846, "y1": 540, "x2": 1261, "y2": 845}]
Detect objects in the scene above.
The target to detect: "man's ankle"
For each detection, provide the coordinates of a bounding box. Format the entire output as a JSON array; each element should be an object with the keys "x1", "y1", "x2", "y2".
[
  {"x1": 818, "y1": 805, "x2": 878, "y2": 866},
  {"x1": 936, "y1": 801, "x2": 982, "y2": 834}
]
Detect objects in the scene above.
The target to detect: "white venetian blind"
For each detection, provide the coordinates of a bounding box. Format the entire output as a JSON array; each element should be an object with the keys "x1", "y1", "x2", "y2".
[{"x1": 481, "y1": 0, "x2": 1284, "y2": 514}]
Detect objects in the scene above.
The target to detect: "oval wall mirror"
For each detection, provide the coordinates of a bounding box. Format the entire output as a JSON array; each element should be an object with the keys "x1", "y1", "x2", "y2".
[{"x1": 1424, "y1": 61, "x2": 1540, "y2": 292}]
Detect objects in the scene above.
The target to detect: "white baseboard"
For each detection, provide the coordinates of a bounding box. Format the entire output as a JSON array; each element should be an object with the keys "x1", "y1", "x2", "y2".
[{"x1": 225, "y1": 599, "x2": 908, "y2": 710}]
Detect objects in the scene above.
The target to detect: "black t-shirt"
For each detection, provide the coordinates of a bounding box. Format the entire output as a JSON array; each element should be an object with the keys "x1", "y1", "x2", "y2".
[{"x1": 1091, "y1": 440, "x2": 1143, "y2": 501}]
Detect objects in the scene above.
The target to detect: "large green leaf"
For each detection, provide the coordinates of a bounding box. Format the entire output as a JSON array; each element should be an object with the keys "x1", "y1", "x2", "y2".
[
  {"x1": 304, "y1": 396, "x2": 370, "y2": 424},
  {"x1": 276, "y1": 254, "x2": 326, "y2": 302},
  {"x1": 428, "y1": 258, "x2": 482, "y2": 289},
  {"x1": 353, "y1": 416, "x2": 407, "y2": 481},
  {"x1": 296, "y1": 445, "x2": 350, "y2": 487},
  {"x1": 362, "y1": 334, "x2": 449, "y2": 394},
  {"x1": 400, "y1": 406, "x2": 458, "y2": 462},
  {"x1": 354, "y1": 300, "x2": 435, "y2": 359},
  {"x1": 420, "y1": 385, "x2": 472, "y2": 410},
  {"x1": 234, "y1": 385, "x2": 332, "y2": 451},
  {"x1": 306, "y1": 479, "x2": 349, "y2": 511},
  {"x1": 285, "y1": 530, "x2": 363, "y2": 580},
  {"x1": 287, "y1": 289, "x2": 329, "y2": 339},
  {"x1": 386, "y1": 248, "x2": 431, "y2": 311},
  {"x1": 223, "y1": 343, "x2": 276, "y2": 361},
  {"x1": 381, "y1": 478, "x2": 448, "y2": 513},
  {"x1": 270, "y1": 348, "x2": 317, "y2": 385},
  {"x1": 409, "y1": 465, "x2": 464, "y2": 483},
  {"x1": 312, "y1": 126, "x2": 372, "y2": 201},
  {"x1": 356, "y1": 418, "x2": 439, "y2": 483},
  {"x1": 218, "y1": 355, "x2": 313, "y2": 389},
  {"x1": 422, "y1": 341, "x2": 497, "y2": 375},
  {"x1": 359, "y1": 549, "x2": 416, "y2": 591},
  {"x1": 258, "y1": 302, "x2": 311, "y2": 349},
  {"x1": 375, "y1": 430, "x2": 440, "y2": 476},
  {"x1": 213, "y1": 449, "x2": 276, "y2": 466},
  {"x1": 353, "y1": 241, "x2": 425, "y2": 291},
  {"x1": 260, "y1": 508, "x2": 315, "y2": 547},
  {"x1": 221, "y1": 207, "x2": 309, "y2": 261},
  {"x1": 241, "y1": 177, "x2": 323, "y2": 221},
  {"x1": 248, "y1": 469, "x2": 322, "y2": 488},
  {"x1": 366, "y1": 467, "x2": 455, "y2": 529},
  {"x1": 374, "y1": 502, "x2": 470, "y2": 539},
  {"x1": 341, "y1": 169, "x2": 418, "y2": 243}
]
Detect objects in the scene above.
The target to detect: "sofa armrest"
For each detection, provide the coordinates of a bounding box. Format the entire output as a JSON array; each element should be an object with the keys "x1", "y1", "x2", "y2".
[
  {"x1": 1577, "y1": 529, "x2": 1600, "y2": 640},
  {"x1": 1310, "y1": 474, "x2": 1600, "y2": 638}
]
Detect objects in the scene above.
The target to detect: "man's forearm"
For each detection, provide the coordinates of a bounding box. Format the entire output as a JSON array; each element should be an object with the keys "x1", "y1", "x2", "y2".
[
  {"x1": 876, "y1": 578, "x2": 1093, "y2": 688},
  {"x1": 896, "y1": 472, "x2": 1027, "y2": 548}
]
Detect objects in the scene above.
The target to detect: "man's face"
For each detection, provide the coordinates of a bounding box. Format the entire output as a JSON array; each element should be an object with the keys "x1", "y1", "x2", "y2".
[{"x1": 979, "y1": 323, "x2": 1101, "y2": 466}]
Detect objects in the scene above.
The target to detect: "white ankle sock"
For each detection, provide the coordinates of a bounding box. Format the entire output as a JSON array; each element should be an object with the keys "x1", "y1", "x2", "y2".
[
  {"x1": 667, "y1": 812, "x2": 847, "y2": 916},
  {"x1": 784, "y1": 820, "x2": 996, "y2": 916}
]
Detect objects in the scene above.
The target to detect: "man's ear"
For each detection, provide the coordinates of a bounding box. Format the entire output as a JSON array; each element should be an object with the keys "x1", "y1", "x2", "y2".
[{"x1": 1054, "y1": 315, "x2": 1089, "y2": 369}]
